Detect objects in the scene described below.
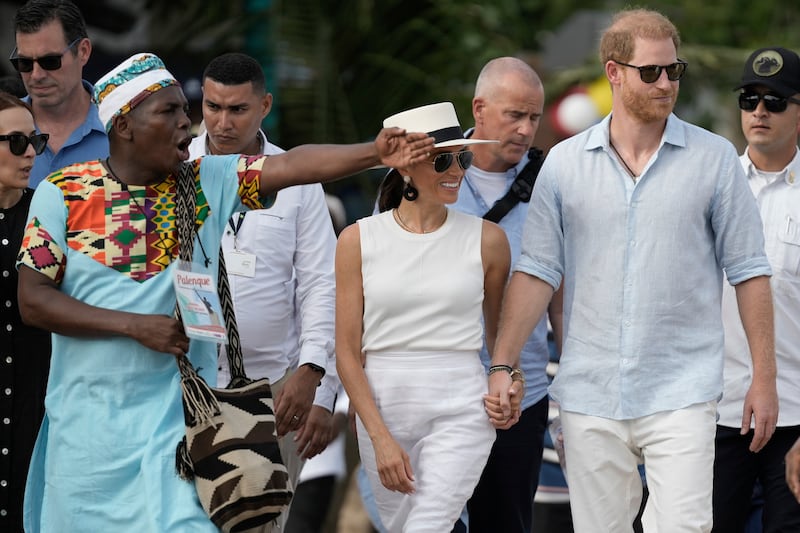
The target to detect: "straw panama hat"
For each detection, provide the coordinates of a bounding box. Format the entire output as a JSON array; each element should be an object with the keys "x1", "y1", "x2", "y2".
[{"x1": 383, "y1": 102, "x2": 498, "y2": 147}]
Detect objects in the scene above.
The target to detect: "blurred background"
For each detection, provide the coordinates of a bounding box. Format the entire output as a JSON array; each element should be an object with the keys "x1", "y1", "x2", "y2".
[
  {"x1": 2, "y1": 0, "x2": 798, "y2": 221},
  {"x1": 2, "y1": 1, "x2": 798, "y2": 530},
  {"x1": 3, "y1": 0, "x2": 799, "y2": 222}
]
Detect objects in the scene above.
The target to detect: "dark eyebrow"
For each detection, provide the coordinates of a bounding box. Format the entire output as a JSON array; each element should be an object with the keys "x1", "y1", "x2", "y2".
[{"x1": 204, "y1": 99, "x2": 249, "y2": 110}]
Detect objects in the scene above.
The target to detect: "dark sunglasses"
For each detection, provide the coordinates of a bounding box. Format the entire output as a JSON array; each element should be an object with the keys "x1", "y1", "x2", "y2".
[
  {"x1": 614, "y1": 60, "x2": 688, "y2": 83},
  {"x1": 431, "y1": 150, "x2": 473, "y2": 173},
  {"x1": 738, "y1": 92, "x2": 800, "y2": 113},
  {"x1": 9, "y1": 37, "x2": 81, "y2": 73},
  {"x1": 0, "y1": 133, "x2": 49, "y2": 155}
]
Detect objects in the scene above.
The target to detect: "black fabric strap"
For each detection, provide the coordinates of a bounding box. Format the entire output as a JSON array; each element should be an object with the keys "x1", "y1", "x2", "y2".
[
  {"x1": 483, "y1": 147, "x2": 545, "y2": 223},
  {"x1": 174, "y1": 162, "x2": 249, "y2": 385}
]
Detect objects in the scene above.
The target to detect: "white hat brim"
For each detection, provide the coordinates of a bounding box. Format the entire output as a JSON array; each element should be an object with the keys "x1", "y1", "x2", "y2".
[{"x1": 434, "y1": 138, "x2": 498, "y2": 148}]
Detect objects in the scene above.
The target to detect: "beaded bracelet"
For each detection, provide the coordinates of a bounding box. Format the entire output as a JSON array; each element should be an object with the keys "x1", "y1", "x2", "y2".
[{"x1": 488, "y1": 364, "x2": 514, "y2": 376}]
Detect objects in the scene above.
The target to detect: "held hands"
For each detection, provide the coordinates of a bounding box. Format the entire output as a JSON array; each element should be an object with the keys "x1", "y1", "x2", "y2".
[
  {"x1": 375, "y1": 128, "x2": 434, "y2": 169},
  {"x1": 484, "y1": 370, "x2": 523, "y2": 430},
  {"x1": 131, "y1": 315, "x2": 190, "y2": 357}
]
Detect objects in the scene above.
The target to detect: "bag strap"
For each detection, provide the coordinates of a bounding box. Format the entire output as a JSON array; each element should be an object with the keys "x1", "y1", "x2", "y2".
[
  {"x1": 173, "y1": 162, "x2": 250, "y2": 386},
  {"x1": 483, "y1": 147, "x2": 545, "y2": 223}
]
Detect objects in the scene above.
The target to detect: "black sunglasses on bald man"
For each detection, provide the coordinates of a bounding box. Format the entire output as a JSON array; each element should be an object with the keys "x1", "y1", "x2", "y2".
[
  {"x1": 431, "y1": 150, "x2": 473, "y2": 173},
  {"x1": 614, "y1": 60, "x2": 688, "y2": 83}
]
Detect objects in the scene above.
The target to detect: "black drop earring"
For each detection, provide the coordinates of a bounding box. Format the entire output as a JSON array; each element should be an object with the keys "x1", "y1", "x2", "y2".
[{"x1": 402, "y1": 176, "x2": 418, "y2": 201}]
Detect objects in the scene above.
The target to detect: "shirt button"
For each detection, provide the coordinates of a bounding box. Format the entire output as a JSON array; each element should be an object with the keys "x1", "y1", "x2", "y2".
[
  {"x1": 0, "y1": 212, "x2": 4, "y2": 219},
  {"x1": 624, "y1": 320, "x2": 632, "y2": 327},
  {"x1": 1, "y1": 238, "x2": 7, "y2": 246},
  {"x1": 0, "y1": 480, "x2": 7, "y2": 487},
  {"x1": 2, "y1": 270, "x2": 8, "y2": 278},
  {"x1": 4, "y1": 300, "x2": 10, "y2": 307},
  {"x1": 0, "y1": 509, "x2": 6, "y2": 516},
  {"x1": 1, "y1": 448, "x2": 7, "y2": 455},
  {"x1": 5, "y1": 324, "x2": 11, "y2": 332},
  {"x1": 3, "y1": 388, "x2": 10, "y2": 396},
  {"x1": 4, "y1": 356, "x2": 10, "y2": 364},
  {"x1": 2, "y1": 418, "x2": 9, "y2": 424}
]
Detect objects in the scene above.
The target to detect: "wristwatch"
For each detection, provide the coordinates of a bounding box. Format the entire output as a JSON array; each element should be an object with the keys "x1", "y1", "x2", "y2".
[
  {"x1": 302, "y1": 362, "x2": 326, "y2": 378},
  {"x1": 509, "y1": 368, "x2": 526, "y2": 384}
]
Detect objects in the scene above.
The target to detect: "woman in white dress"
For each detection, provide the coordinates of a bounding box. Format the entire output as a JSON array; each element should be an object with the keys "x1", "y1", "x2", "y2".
[{"x1": 336, "y1": 102, "x2": 520, "y2": 532}]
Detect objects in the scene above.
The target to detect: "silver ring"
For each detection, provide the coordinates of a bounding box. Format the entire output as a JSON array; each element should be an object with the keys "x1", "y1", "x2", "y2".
[{"x1": 292, "y1": 415, "x2": 299, "y2": 421}]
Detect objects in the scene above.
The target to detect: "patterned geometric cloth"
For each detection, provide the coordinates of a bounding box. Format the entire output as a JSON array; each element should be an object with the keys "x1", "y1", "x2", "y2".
[
  {"x1": 18, "y1": 156, "x2": 269, "y2": 283},
  {"x1": 93, "y1": 53, "x2": 180, "y2": 132},
  {"x1": 17, "y1": 153, "x2": 274, "y2": 533}
]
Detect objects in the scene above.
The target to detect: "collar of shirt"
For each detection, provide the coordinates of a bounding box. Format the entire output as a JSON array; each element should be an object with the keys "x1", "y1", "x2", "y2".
[
  {"x1": 741, "y1": 145, "x2": 800, "y2": 187},
  {"x1": 585, "y1": 112, "x2": 686, "y2": 153}
]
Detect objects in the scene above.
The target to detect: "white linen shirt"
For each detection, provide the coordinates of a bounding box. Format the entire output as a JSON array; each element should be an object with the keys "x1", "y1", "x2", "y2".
[
  {"x1": 450, "y1": 147, "x2": 550, "y2": 412},
  {"x1": 718, "y1": 147, "x2": 800, "y2": 428},
  {"x1": 516, "y1": 113, "x2": 771, "y2": 420},
  {"x1": 188, "y1": 131, "x2": 338, "y2": 410}
]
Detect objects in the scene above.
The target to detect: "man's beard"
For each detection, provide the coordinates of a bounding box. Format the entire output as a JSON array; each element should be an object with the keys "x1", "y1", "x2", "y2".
[{"x1": 621, "y1": 83, "x2": 677, "y2": 123}]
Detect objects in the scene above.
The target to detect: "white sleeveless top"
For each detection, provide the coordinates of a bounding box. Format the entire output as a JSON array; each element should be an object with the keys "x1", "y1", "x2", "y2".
[{"x1": 359, "y1": 208, "x2": 485, "y2": 353}]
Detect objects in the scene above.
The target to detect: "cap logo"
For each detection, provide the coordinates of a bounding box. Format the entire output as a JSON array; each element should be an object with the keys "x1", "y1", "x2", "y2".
[{"x1": 752, "y1": 50, "x2": 783, "y2": 77}]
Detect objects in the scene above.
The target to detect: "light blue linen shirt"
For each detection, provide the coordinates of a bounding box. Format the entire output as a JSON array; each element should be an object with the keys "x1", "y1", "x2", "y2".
[
  {"x1": 25, "y1": 80, "x2": 109, "y2": 188},
  {"x1": 516, "y1": 113, "x2": 771, "y2": 420},
  {"x1": 450, "y1": 148, "x2": 550, "y2": 412}
]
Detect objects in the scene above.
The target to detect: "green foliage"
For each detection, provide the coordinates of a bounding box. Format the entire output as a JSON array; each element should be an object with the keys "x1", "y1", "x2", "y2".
[{"x1": 137, "y1": 0, "x2": 800, "y2": 215}]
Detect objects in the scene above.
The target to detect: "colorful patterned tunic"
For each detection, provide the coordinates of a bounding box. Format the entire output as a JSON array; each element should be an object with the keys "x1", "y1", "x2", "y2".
[{"x1": 17, "y1": 155, "x2": 270, "y2": 532}]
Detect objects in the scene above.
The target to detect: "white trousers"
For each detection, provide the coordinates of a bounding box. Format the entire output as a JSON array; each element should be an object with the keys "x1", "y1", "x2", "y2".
[
  {"x1": 559, "y1": 401, "x2": 717, "y2": 533},
  {"x1": 357, "y1": 351, "x2": 495, "y2": 533}
]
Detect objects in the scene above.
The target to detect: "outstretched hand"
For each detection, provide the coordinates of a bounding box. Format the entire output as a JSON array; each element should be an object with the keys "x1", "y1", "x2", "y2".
[{"x1": 375, "y1": 128, "x2": 434, "y2": 169}]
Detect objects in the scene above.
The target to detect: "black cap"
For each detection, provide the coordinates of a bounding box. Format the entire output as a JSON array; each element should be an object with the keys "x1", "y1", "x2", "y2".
[{"x1": 735, "y1": 47, "x2": 800, "y2": 97}]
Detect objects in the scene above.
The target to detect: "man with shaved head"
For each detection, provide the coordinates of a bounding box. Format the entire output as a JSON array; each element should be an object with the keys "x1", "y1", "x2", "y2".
[{"x1": 449, "y1": 56, "x2": 559, "y2": 533}]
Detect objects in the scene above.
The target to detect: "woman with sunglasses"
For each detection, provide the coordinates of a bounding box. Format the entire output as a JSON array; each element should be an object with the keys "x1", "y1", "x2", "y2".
[
  {"x1": 336, "y1": 102, "x2": 516, "y2": 532},
  {"x1": 0, "y1": 90, "x2": 49, "y2": 532}
]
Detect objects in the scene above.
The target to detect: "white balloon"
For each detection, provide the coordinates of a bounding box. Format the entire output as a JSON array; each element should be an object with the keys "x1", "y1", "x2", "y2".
[{"x1": 556, "y1": 93, "x2": 600, "y2": 134}]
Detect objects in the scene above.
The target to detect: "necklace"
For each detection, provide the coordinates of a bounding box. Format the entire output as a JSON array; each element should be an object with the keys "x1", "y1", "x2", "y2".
[
  {"x1": 105, "y1": 158, "x2": 171, "y2": 251},
  {"x1": 609, "y1": 140, "x2": 639, "y2": 183},
  {"x1": 393, "y1": 208, "x2": 447, "y2": 234},
  {"x1": 106, "y1": 158, "x2": 147, "y2": 216}
]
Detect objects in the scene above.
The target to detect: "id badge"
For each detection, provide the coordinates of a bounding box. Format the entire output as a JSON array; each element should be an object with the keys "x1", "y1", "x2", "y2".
[
  {"x1": 173, "y1": 260, "x2": 227, "y2": 342},
  {"x1": 226, "y1": 250, "x2": 257, "y2": 278}
]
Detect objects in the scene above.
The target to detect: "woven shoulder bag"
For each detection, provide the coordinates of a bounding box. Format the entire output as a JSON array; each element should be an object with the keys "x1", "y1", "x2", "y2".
[{"x1": 173, "y1": 162, "x2": 292, "y2": 532}]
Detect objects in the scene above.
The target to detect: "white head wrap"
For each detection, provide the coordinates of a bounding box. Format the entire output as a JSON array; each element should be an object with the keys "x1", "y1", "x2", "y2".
[{"x1": 93, "y1": 53, "x2": 179, "y2": 132}]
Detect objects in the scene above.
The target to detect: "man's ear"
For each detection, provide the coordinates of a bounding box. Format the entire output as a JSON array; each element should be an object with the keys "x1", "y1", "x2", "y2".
[
  {"x1": 605, "y1": 60, "x2": 623, "y2": 88},
  {"x1": 111, "y1": 113, "x2": 134, "y2": 141},
  {"x1": 76, "y1": 37, "x2": 91, "y2": 68},
  {"x1": 472, "y1": 97, "x2": 485, "y2": 125},
  {"x1": 262, "y1": 92, "x2": 273, "y2": 120}
]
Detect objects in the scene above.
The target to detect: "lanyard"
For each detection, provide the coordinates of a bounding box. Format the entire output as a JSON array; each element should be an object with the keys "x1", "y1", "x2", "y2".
[{"x1": 228, "y1": 212, "x2": 246, "y2": 249}]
